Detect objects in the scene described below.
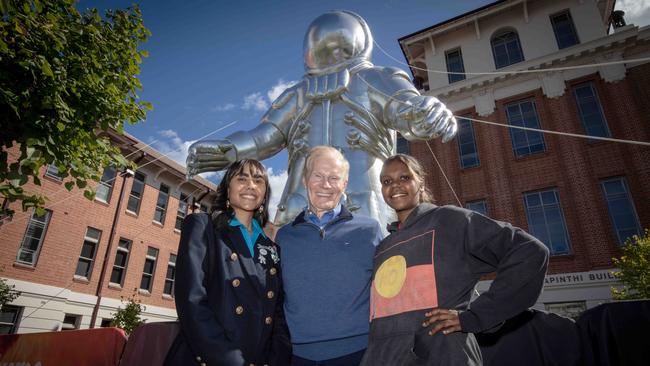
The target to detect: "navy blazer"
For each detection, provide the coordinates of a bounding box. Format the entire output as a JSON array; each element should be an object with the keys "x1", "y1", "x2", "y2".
[{"x1": 165, "y1": 213, "x2": 291, "y2": 366}]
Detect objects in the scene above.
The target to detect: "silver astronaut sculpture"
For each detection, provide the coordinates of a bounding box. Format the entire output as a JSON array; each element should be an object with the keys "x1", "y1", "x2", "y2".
[{"x1": 187, "y1": 10, "x2": 457, "y2": 229}]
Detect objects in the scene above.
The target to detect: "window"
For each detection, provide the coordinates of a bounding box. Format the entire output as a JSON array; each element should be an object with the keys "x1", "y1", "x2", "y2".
[
  {"x1": 75, "y1": 227, "x2": 102, "y2": 279},
  {"x1": 506, "y1": 100, "x2": 546, "y2": 157},
  {"x1": 175, "y1": 193, "x2": 189, "y2": 231},
  {"x1": 140, "y1": 247, "x2": 158, "y2": 292},
  {"x1": 545, "y1": 301, "x2": 586, "y2": 320},
  {"x1": 445, "y1": 48, "x2": 466, "y2": 83},
  {"x1": 466, "y1": 200, "x2": 488, "y2": 216},
  {"x1": 0, "y1": 305, "x2": 22, "y2": 334},
  {"x1": 491, "y1": 30, "x2": 524, "y2": 69},
  {"x1": 551, "y1": 11, "x2": 579, "y2": 49},
  {"x1": 601, "y1": 177, "x2": 641, "y2": 245},
  {"x1": 110, "y1": 238, "x2": 131, "y2": 286},
  {"x1": 396, "y1": 133, "x2": 410, "y2": 154},
  {"x1": 45, "y1": 164, "x2": 63, "y2": 180},
  {"x1": 154, "y1": 184, "x2": 169, "y2": 224},
  {"x1": 126, "y1": 172, "x2": 146, "y2": 214},
  {"x1": 524, "y1": 189, "x2": 571, "y2": 255},
  {"x1": 457, "y1": 117, "x2": 480, "y2": 168},
  {"x1": 95, "y1": 166, "x2": 117, "y2": 203},
  {"x1": 17, "y1": 209, "x2": 52, "y2": 265},
  {"x1": 100, "y1": 319, "x2": 113, "y2": 327},
  {"x1": 573, "y1": 83, "x2": 610, "y2": 138},
  {"x1": 163, "y1": 254, "x2": 177, "y2": 297},
  {"x1": 61, "y1": 314, "x2": 80, "y2": 331}
]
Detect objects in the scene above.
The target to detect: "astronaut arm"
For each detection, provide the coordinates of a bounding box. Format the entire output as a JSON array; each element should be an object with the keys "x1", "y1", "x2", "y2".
[
  {"x1": 377, "y1": 67, "x2": 457, "y2": 142},
  {"x1": 186, "y1": 87, "x2": 298, "y2": 176}
]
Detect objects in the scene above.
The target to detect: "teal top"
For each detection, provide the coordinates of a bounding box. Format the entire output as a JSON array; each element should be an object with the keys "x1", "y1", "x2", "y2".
[{"x1": 228, "y1": 216, "x2": 266, "y2": 257}]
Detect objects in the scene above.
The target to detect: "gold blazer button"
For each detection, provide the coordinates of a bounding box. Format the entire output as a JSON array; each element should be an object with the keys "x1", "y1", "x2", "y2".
[
  {"x1": 265, "y1": 316, "x2": 273, "y2": 325},
  {"x1": 267, "y1": 290, "x2": 274, "y2": 299},
  {"x1": 232, "y1": 279, "x2": 241, "y2": 287},
  {"x1": 235, "y1": 306, "x2": 244, "y2": 315},
  {"x1": 230, "y1": 253, "x2": 238, "y2": 261},
  {"x1": 269, "y1": 267, "x2": 277, "y2": 275}
]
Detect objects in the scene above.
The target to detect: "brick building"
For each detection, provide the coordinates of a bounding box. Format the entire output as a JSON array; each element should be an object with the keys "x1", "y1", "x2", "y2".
[
  {"x1": 0, "y1": 131, "x2": 218, "y2": 334},
  {"x1": 398, "y1": 0, "x2": 649, "y2": 317}
]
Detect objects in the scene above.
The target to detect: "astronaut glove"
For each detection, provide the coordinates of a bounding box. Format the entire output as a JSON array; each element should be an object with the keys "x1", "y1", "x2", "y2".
[
  {"x1": 396, "y1": 95, "x2": 458, "y2": 143},
  {"x1": 186, "y1": 139, "x2": 236, "y2": 180}
]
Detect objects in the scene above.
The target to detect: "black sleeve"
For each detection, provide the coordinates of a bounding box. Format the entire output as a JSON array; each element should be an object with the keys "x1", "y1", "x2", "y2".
[
  {"x1": 268, "y1": 245, "x2": 292, "y2": 365},
  {"x1": 174, "y1": 214, "x2": 246, "y2": 365},
  {"x1": 458, "y1": 210, "x2": 550, "y2": 333}
]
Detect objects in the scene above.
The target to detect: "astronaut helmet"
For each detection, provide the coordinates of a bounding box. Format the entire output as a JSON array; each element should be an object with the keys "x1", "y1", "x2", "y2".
[{"x1": 303, "y1": 10, "x2": 373, "y2": 74}]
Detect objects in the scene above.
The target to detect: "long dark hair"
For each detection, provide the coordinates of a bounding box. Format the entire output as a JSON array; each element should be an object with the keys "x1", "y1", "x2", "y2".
[
  {"x1": 383, "y1": 154, "x2": 434, "y2": 203},
  {"x1": 212, "y1": 159, "x2": 271, "y2": 230}
]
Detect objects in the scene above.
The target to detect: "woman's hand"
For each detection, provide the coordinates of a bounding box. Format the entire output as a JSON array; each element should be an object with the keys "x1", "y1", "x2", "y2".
[{"x1": 422, "y1": 308, "x2": 461, "y2": 336}]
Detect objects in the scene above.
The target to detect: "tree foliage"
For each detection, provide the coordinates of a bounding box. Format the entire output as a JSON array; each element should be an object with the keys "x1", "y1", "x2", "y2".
[
  {"x1": 611, "y1": 229, "x2": 650, "y2": 300},
  {"x1": 110, "y1": 291, "x2": 145, "y2": 335},
  {"x1": 0, "y1": 0, "x2": 151, "y2": 217},
  {"x1": 0, "y1": 268, "x2": 21, "y2": 310}
]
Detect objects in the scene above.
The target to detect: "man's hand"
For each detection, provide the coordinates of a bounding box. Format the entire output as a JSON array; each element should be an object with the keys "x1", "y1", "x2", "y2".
[
  {"x1": 186, "y1": 140, "x2": 235, "y2": 180},
  {"x1": 422, "y1": 308, "x2": 462, "y2": 336},
  {"x1": 395, "y1": 95, "x2": 458, "y2": 142}
]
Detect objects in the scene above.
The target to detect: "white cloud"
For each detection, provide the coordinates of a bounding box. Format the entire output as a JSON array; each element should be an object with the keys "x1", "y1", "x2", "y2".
[
  {"x1": 266, "y1": 167, "x2": 288, "y2": 220},
  {"x1": 267, "y1": 79, "x2": 298, "y2": 102},
  {"x1": 154, "y1": 129, "x2": 195, "y2": 166},
  {"x1": 242, "y1": 92, "x2": 269, "y2": 111},
  {"x1": 616, "y1": 0, "x2": 650, "y2": 27},
  {"x1": 152, "y1": 129, "x2": 219, "y2": 180},
  {"x1": 212, "y1": 103, "x2": 236, "y2": 112}
]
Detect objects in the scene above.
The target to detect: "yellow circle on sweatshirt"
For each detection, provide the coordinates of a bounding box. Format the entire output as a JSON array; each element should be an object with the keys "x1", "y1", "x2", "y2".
[{"x1": 374, "y1": 255, "x2": 407, "y2": 298}]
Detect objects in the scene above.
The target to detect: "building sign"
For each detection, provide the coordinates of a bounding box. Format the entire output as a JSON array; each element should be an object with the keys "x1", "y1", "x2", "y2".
[{"x1": 543, "y1": 269, "x2": 619, "y2": 288}]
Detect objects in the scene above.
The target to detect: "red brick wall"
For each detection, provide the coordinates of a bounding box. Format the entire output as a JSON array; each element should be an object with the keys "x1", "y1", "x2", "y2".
[
  {"x1": 410, "y1": 64, "x2": 650, "y2": 275},
  {"x1": 0, "y1": 154, "x2": 191, "y2": 310}
]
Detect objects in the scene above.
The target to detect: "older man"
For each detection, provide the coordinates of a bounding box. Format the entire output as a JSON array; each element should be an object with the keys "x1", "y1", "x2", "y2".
[{"x1": 275, "y1": 146, "x2": 383, "y2": 366}]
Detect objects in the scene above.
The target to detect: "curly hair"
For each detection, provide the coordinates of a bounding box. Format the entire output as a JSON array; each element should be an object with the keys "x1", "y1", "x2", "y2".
[{"x1": 212, "y1": 159, "x2": 271, "y2": 230}]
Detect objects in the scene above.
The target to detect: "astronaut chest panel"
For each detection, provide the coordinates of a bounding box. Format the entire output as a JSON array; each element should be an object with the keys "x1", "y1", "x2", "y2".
[
  {"x1": 305, "y1": 100, "x2": 356, "y2": 147},
  {"x1": 370, "y1": 230, "x2": 439, "y2": 320}
]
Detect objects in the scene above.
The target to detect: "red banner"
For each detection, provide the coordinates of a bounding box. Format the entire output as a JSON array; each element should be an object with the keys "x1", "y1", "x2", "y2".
[{"x1": 0, "y1": 327, "x2": 127, "y2": 366}]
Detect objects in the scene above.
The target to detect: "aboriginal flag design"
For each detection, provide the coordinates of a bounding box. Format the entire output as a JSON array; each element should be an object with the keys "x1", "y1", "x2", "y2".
[{"x1": 370, "y1": 230, "x2": 437, "y2": 320}]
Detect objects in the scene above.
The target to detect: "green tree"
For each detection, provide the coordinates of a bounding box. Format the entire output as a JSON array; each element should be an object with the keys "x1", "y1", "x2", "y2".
[
  {"x1": 0, "y1": 266, "x2": 21, "y2": 310},
  {"x1": 0, "y1": 0, "x2": 151, "y2": 217},
  {"x1": 611, "y1": 229, "x2": 650, "y2": 300},
  {"x1": 110, "y1": 291, "x2": 145, "y2": 335}
]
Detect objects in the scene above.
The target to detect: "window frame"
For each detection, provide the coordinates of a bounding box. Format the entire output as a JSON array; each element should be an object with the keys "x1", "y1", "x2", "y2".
[
  {"x1": 445, "y1": 48, "x2": 466, "y2": 84},
  {"x1": 175, "y1": 193, "x2": 189, "y2": 231},
  {"x1": 109, "y1": 238, "x2": 132, "y2": 286},
  {"x1": 153, "y1": 183, "x2": 170, "y2": 224},
  {"x1": 573, "y1": 82, "x2": 611, "y2": 138},
  {"x1": 16, "y1": 209, "x2": 52, "y2": 266},
  {"x1": 126, "y1": 171, "x2": 146, "y2": 214},
  {"x1": 163, "y1": 253, "x2": 177, "y2": 297},
  {"x1": 44, "y1": 164, "x2": 63, "y2": 180},
  {"x1": 491, "y1": 29, "x2": 525, "y2": 69},
  {"x1": 465, "y1": 200, "x2": 488, "y2": 216},
  {"x1": 505, "y1": 99, "x2": 546, "y2": 158},
  {"x1": 140, "y1": 246, "x2": 159, "y2": 292},
  {"x1": 61, "y1": 314, "x2": 81, "y2": 331},
  {"x1": 457, "y1": 116, "x2": 480, "y2": 169},
  {"x1": 600, "y1": 177, "x2": 641, "y2": 245},
  {"x1": 95, "y1": 166, "x2": 117, "y2": 203},
  {"x1": 523, "y1": 189, "x2": 572, "y2": 256},
  {"x1": 74, "y1": 227, "x2": 102, "y2": 280},
  {"x1": 550, "y1": 10, "x2": 580, "y2": 49},
  {"x1": 0, "y1": 305, "x2": 22, "y2": 335}
]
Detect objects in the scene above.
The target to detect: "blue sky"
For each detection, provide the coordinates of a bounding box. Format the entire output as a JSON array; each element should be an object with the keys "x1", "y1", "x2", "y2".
[{"x1": 78, "y1": 0, "x2": 649, "y2": 213}]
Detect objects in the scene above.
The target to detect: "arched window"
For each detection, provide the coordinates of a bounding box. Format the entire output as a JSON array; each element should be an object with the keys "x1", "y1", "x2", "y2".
[{"x1": 491, "y1": 29, "x2": 524, "y2": 69}]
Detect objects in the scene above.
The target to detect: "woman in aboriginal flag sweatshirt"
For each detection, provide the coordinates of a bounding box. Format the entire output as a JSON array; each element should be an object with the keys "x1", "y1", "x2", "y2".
[{"x1": 360, "y1": 154, "x2": 549, "y2": 366}]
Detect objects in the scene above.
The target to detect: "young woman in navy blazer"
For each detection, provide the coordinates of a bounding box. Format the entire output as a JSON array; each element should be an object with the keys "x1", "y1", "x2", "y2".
[{"x1": 165, "y1": 159, "x2": 291, "y2": 366}]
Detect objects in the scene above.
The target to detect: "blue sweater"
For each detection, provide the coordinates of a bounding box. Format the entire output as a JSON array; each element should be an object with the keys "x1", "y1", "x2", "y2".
[{"x1": 275, "y1": 205, "x2": 382, "y2": 361}]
